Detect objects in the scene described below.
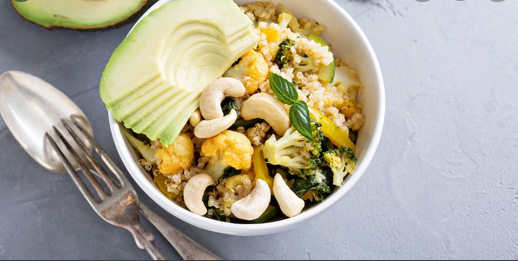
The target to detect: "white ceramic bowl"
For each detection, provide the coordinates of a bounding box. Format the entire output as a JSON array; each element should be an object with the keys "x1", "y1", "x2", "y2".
[{"x1": 108, "y1": 0, "x2": 385, "y2": 236}]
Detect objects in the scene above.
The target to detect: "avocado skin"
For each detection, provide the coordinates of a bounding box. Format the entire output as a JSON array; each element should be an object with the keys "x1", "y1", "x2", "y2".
[{"x1": 10, "y1": 0, "x2": 148, "y2": 30}]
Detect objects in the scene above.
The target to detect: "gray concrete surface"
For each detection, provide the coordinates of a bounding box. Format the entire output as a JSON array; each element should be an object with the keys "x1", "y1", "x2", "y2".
[{"x1": 1, "y1": 0, "x2": 517, "y2": 259}]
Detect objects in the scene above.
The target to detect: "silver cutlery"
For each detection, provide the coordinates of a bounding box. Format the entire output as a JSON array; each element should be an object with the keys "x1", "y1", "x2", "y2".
[
  {"x1": 0, "y1": 70, "x2": 221, "y2": 260},
  {"x1": 47, "y1": 116, "x2": 164, "y2": 259}
]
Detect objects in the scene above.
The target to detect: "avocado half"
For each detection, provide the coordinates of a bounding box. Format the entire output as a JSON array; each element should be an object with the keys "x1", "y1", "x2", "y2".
[
  {"x1": 100, "y1": 0, "x2": 259, "y2": 146},
  {"x1": 11, "y1": 0, "x2": 148, "y2": 29}
]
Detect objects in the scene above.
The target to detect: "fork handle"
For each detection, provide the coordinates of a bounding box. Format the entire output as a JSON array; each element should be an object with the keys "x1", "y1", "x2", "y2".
[
  {"x1": 128, "y1": 223, "x2": 166, "y2": 260},
  {"x1": 139, "y1": 202, "x2": 221, "y2": 260}
]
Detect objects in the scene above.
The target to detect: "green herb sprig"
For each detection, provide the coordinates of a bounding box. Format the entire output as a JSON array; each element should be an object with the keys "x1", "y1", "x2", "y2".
[{"x1": 269, "y1": 72, "x2": 314, "y2": 141}]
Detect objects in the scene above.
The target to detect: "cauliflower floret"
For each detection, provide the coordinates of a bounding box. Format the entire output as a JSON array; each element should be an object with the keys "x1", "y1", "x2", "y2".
[
  {"x1": 277, "y1": 12, "x2": 293, "y2": 29},
  {"x1": 155, "y1": 133, "x2": 194, "y2": 175},
  {"x1": 331, "y1": 65, "x2": 363, "y2": 118},
  {"x1": 223, "y1": 50, "x2": 269, "y2": 94},
  {"x1": 279, "y1": 9, "x2": 301, "y2": 32},
  {"x1": 201, "y1": 130, "x2": 254, "y2": 180}
]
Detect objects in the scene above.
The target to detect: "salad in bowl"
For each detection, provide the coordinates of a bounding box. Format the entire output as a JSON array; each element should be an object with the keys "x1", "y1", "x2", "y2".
[{"x1": 103, "y1": 0, "x2": 384, "y2": 235}]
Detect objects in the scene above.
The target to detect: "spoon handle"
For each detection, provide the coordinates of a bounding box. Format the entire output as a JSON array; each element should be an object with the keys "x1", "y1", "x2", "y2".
[{"x1": 138, "y1": 202, "x2": 221, "y2": 260}]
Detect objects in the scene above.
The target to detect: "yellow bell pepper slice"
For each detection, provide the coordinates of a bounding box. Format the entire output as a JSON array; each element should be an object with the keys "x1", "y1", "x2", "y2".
[
  {"x1": 154, "y1": 172, "x2": 174, "y2": 200},
  {"x1": 309, "y1": 107, "x2": 356, "y2": 151},
  {"x1": 261, "y1": 27, "x2": 279, "y2": 42},
  {"x1": 253, "y1": 146, "x2": 274, "y2": 190}
]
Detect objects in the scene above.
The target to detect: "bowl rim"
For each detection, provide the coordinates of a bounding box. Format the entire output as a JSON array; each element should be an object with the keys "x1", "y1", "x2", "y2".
[{"x1": 108, "y1": 0, "x2": 385, "y2": 236}]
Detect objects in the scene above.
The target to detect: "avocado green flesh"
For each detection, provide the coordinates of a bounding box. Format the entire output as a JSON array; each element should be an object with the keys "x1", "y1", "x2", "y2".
[
  {"x1": 122, "y1": 82, "x2": 181, "y2": 126},
  {"x1": 110, "y1": 77, "x2": 167, "y2": 120},
  {"x1": 11, "y1": 0, "x2": 147, "y2": 29},
  {"x1": 100, "y1": 0, "x2": 259, "y2": 146},
  {"x1": 308, "y1": 34, "x2": 336, "y2": 83},
  {"x1": 129, "y1": 89, "x2": 190, "y2": 133}
]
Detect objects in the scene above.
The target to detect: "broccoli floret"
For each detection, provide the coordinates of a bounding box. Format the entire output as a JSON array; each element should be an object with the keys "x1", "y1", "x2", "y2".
[
  {"x1": 323, "y1": 146, "x2": 357, "y2": 186},
  {"x1": 291, "y1": 168, "x2": 332, "y2": 202},
  {"x1": 262, "y1": 120, "x2": 324, "y2": 175},
  {"x1": 299, "y1": 157, "x2": 322, "y2": 178},
  {"x1": 263, "y1": 126, "x2": 311, "y2": 173},
  {"x1": 274, "y1": 39, "x2": 295, "y2": 69},
  {"x1": 307, "y1": 158, "x2": 321, "y2": 170},
  {"x1": 305, "y1": 118, "x2": 324, "y2": 157},
  {"x1": 275, "y1": 39, "x2": 318, "y2": 72},
  {"x1": 294, "y1": 119, "x2": 324, "y2": 178}
]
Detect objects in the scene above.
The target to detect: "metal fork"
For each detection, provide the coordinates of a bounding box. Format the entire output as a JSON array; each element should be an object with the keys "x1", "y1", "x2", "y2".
[{"x1": 45, "y1": 116, "x2": 164, "y2": 260}]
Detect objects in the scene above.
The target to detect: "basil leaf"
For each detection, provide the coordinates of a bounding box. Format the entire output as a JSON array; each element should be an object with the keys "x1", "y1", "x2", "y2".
[
  {"x1": 289, "y1": 101, "x2": 314, "y2": 141},
  {"x1": 269, "y1": 73, "x2": 313, "y2": 141},
  {"x1": 269, "y1": 73, "x2": 298, "y2": 105}
]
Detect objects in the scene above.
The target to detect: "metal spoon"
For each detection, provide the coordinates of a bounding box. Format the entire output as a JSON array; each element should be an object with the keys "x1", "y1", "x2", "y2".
[
  {"x1": 0, "y1": 70, "x2": 93, "y2": 172},
  {"x1": 0, "y1": 70, "x2": 220, "y2": 260}
]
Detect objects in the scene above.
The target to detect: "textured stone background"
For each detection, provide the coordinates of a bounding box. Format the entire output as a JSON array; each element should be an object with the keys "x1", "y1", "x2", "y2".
[{"x1": 1, "y1": 0, "x2": 517, "y2": 259}]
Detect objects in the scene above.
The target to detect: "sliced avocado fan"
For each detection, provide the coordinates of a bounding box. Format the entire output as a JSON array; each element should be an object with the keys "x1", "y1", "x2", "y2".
[
  {"x1": 11, "y1": 0, "x2": 147, "y2": 29},
  {"x1": 100, "y1": 0, "x2": 259, "y2": 146}
]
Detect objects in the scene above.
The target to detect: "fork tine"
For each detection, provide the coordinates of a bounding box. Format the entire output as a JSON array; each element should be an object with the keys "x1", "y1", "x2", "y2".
[
  {"x1": 61, "y1": 119, "x2": 119, "y2": 193},
  {"x1": 65, "y1": 117, "x2": 169, "y2": 260},
  {"x1": 52, "y1": 126, "x2": 107, "y2": 201},
  {"x1": 45, "y1": 132, "x2": 101, "y2": 205},
  {"x1": 71, "y1": 116, "x2": 129, "y2": 187}
]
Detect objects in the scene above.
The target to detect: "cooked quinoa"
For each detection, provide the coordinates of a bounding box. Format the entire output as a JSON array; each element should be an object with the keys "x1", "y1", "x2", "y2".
[{"x1": 132, "y1": 1, "x2": 365, "y2": 223}]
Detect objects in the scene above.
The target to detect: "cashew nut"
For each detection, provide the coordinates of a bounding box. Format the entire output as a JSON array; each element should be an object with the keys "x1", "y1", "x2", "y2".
[
  {"x1": 194, "y1": 109, "x2": 237, "y2": 138},
  {"x1": 240, "y1": 93, "x2": 290, "y2": 135},
  {"x1": 231, "y1": 179, "x2": 271, "y2": 221},
  {"x1": 189, "y1": 109, "x2": 202, "y2": 127},
  {"x1": 183, "y1": 173, "x2": 214, "y2": 216},
  {"x1": 273, "y1": 174, "x2": 305, "y2": 218},
  {"x1": 200, "y1": 77, "x2": 246, "y2": 120}
]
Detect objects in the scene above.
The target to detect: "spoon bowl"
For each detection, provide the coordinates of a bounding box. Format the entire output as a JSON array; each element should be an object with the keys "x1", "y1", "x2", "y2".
[
  {"x1": 0, "y1": 70, "x2": 93, "y2": 172},
  {"x1": 0, "y1": 70, "x2": 221, "y2": 260}
]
